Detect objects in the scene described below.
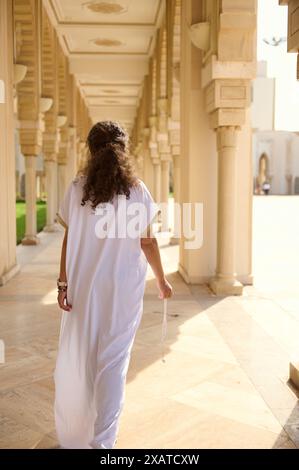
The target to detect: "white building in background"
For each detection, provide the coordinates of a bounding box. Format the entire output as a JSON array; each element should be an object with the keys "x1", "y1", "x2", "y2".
[
  {"x1": 251, "y1": 0, "x2": 299, "y2": 195},
  {"x1": 251, "y1": 61, "x2": 299, "y2": 195}
]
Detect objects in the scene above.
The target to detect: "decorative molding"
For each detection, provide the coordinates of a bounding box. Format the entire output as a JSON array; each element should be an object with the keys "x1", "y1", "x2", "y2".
[
  {"x1": 40, "y1": 97, "x2": 53, "y2": 113},
  {"x1": 49, "y1": 0, "x2": 163, "y2": 28},
  {"x1": 189, "y1": 22, "x2": 210, "y2": 51},
  {"x1": 57, "y1": 115, "x2": 67, "y2": 127},
  {"x1": 200, "y1": 0, "x2": 257, "y2": 131},
  {"x1": 210, "y1": 108, "x2": 245, "y2": 129},
  {"x1": 13, "y1": 64, "x2": 27, "y2": 85},
  {"x1": 205, "y1": 79, "x2": 251, "y2": 114}
]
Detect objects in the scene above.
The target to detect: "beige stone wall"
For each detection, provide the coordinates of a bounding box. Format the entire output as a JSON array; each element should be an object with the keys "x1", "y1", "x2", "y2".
[
  {"x1": 179, "y1": 0, "x2": 218, "y2": 283},
  {"x1": 0, "y1": 0, "x2": 19, "y2": 284}
]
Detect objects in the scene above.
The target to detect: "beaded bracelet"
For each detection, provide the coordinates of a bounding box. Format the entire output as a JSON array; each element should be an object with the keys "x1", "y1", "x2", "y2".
[{"x1": 57, "y1": 285, "x2": 67, "y2": 292}]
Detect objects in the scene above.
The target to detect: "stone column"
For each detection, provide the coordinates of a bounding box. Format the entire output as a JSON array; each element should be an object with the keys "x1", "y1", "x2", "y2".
[
  {"x1": 66, "y1": 125, "x2": 77, "y2": 185},
  {"x1": 43, "y1": 126, "x2": 59, "y2": 231},
  {"x1": 65, "y1": 74, "x2": 78, "y2": 185},
  {"x1": 185, "y1": 0, "x2": 257, "y2": 291},
  {"x1": 18, "y1": 115, "x2": 44, "y2": 245},
  {"x1": 141, "y1": 128, "x2": 154, "y2": 192},
  {"x1": 209, "y1": 126, "x2": 243, "y2": 295},
  {"x1": 44, "y1": 159, "x2": 58, "y2": 232},
  {"x1": 148, "y1": 116, "x2": 160, "y2": 204},
  {"x1": 134, "y1": 142, "x2": 144, "y2": 180},
  {"x1": 40, "y1": 172, "x2": 46, "y2": 196},
  {"x1": 15, "y1": 171, "x2": 21, "y2": 199},
  {"x1": 77, "y1": 141, "x2": 87, "y2": 173},
  {"x1": 57, "y1": 162, "x2": 67, "y2": 207},
  {"x1": 36, "y1": 173, "x2": 41, "y2": 199},
  {"x1": 0, "y1": 0, "x2": 19, "y2": 284},
  {"x1": 136, "y1": 157, "x2": 144, "y2": 180},
  {"x1": 172, "y1": 154, "x2": 180, "y2": 204},
  {"x1": 56, "y1": 118, "x2": 68, "y2": 208},
  {"x1": 168, "y1": 125, "x2": 180, "y2": 243},
  {"x1": 56, "y1": 38, "x2": 70, "y2": 206},
  {"x1": 170, "y1": 152, "x2": 180, "y2": 244},
  {"x1": 167, "y1": 0, "x2": 181, "y2": 241},
  {"x1": 22, "y1": 154, "x2": 39, "y2": 245},
  {"x1": 161, "y1": 160, "x2": 170, "y2": 202},
  {"x1": 152, "y1": 159, "x2": 161, "y2": 204},
  {"x1": 14, "y1": 0, "x2": 44, "y2": 245},
  {"x1": 160, "y1": 158, "x2": 171, "y2": 231},
  {"x1": 157, "y1": 99, "x2": 171, "y2": 230}
]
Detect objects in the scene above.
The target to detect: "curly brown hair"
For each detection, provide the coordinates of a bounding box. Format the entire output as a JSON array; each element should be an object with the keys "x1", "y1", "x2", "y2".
[{"x1": 81, "y1": 121, "x2": 138, "y2": 209}]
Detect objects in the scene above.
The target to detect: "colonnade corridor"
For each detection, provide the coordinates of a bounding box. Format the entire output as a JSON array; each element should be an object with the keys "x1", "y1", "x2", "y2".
[{"x1": 0, "y1": 203, "x2": 299, "y2": 449}]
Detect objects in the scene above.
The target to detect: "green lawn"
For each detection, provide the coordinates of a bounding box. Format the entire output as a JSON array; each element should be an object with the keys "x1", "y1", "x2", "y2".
[{"x1": 16, "y1": 201, "x2": 47, "y2": 244}]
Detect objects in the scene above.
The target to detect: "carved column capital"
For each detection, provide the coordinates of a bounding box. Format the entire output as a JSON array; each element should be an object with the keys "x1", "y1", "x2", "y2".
[
  {"x1": 152, "y1": 157, "x2": 161, "y2": 166},
  {"x1": 157, "y1": 97, "x2": 168, "y2": 113},
  {"x1": 57, "y1": 125, "x2": 69, "y2": 165},
  {"x1": 149, "y1": 115, "x2": 157, "y2": 127},
  {"x1": 216, "y1": 125, "x2": 239, "y2": 151},
  {"x1": 43, "y1": 131, "x2": 60, "y2": 162},
  {"x1": 18, "y1": 117, "x2": 44, "y2": 156},
  {"x1": 148, "y1": 115, "x2": 159, "y2": 160}
]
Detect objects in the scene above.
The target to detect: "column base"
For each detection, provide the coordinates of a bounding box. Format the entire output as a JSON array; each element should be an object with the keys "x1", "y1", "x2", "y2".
[
  {"x1": 21, "y1": 235, "x2": 40, "y2": 246},
  {"x1": 290, "y1": 359, "x2": 299, "y2": 391},
  {"x1": 178, "y1": 262, "x2": 211, "y2": 284},
  {"x1": 170, "y1": 236, "x2": 179, "y2": 245},
  {"x1": 237, "y1": 274, "x2": 254, "y2": 286},
  {"x1": 43, "y1": 223, "x2": 60, "y2": 233},
  {"x1": 209, "y1": 276, "x2": 243, "y2": 296},
  {"x1": 0, "y1": 263, "x2": 20, "y2": 286}
]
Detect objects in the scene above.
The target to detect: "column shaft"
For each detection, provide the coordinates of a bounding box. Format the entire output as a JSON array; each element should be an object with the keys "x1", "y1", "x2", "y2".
[
  {"x1": 22, "y1": 156, "x2": 39, "y2": 245},
  {"x1": 153, "y1": 161, "x2": 161, "y2": 203},
  {"x1": 44, "y1": 160, "x2": 58, "y2": 232},
  {"x1": 160, "y1": 159, "x2": 170, "y2": 231},
  {"x1": 172, "y1": 153, "x2": 180, "y2": 205},
  {"x1": 66, "y1": 127, "x2": 77, "y2": 186},
  {"x1": 170, "y1": 153, "x2": 180, "y2": 244},
  {"x1": 161, "y1": 160, "x2": 170, "y2": 203},
  {"x1": 57, "y1": 163, "x2": 67, "y2": 209},
  {"x1": 209, "y1": 126, "x2": 243, "y2": 295}
]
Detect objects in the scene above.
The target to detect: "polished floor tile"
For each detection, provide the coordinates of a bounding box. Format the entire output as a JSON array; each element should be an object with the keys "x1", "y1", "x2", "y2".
[{"x1": 0, "y1": 219, "x2": 298, "y2": 449}]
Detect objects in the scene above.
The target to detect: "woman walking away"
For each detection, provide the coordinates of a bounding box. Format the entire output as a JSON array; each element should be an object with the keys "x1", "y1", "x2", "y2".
[{"x1": 54, "y1": 121, "x2": 173, "y2": 449}]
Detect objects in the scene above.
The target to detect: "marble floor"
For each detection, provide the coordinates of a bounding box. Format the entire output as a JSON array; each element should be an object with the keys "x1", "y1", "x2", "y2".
[{"x1": 0, "y1": 196, "x2": 299, "y2": 449}]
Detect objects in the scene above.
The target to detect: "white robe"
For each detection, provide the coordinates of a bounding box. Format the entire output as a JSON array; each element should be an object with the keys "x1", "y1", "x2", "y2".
[{"x1": 54, "y1": 176, "x2": 158, "y2": 449}]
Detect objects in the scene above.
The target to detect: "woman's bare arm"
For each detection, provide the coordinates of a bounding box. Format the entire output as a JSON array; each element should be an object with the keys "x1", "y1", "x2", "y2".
[
  {"x1": 59, "y1": 228, "x2": 68, "y2": 282},
  {"x1": 57, "y1": 228, "x2": 72, "y2": 311},
  {"x1": 141, "y1": 230, "x2": 172, "y2": 299}
]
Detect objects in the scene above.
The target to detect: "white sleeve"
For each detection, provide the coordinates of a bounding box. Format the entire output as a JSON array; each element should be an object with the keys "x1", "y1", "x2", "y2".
[
  {"x1": 56, "y1": 182, "x2": 73, "y2": 229},
  {"x1": 139, "y1": 180, "x2": 159, "y2": 235}
]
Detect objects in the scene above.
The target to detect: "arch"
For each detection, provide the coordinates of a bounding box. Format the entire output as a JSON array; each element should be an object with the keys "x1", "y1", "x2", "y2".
[{"x1": 257, "y1": 152, "x2": 270, "y2": 193}]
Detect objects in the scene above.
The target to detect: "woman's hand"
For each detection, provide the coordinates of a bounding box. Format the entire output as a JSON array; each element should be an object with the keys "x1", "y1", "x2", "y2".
[
  {"x1": 57, "y1": 289, "x2": 72, "y2": 312},
  {"x1": 157, "y1": 277, "x2": 173, "y2": 299}
]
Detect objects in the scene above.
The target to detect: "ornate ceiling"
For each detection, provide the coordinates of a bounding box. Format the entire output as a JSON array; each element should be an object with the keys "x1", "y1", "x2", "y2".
[{"x1": 43, "y1": 0, "x2": 164, "y2": 133}]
